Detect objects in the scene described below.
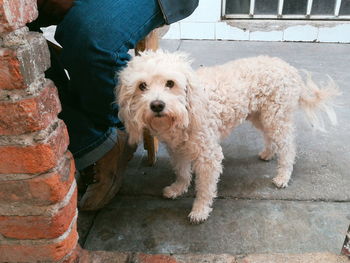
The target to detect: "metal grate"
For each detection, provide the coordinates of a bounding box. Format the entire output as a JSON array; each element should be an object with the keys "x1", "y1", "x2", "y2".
[{"x1": 223, "y1": 0, "x2": 350, "y2": 20}]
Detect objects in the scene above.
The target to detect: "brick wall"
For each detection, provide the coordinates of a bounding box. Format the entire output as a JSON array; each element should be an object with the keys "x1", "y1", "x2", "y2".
[{"x1": 0, "y1": 0, "x2": 79, "y2": 262}]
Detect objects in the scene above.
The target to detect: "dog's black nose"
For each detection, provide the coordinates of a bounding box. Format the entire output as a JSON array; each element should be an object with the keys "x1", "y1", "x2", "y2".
[{"x1": 150, "y1": 100, "x2": 165, "y2": 113}]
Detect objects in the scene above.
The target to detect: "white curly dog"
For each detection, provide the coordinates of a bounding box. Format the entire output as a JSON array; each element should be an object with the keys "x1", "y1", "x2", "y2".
[{"x1": 117, "y1": 50, "x2": 339, "y2": 223}]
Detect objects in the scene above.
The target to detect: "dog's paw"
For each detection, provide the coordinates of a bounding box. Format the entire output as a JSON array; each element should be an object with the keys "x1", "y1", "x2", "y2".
[
  {"x1": 259, "y1": 150, "x2": 274, "y2": 161},
  {"x1": 188, "y1": 206, "x2": 212, "y2": 224},
  {"x1": 272, "y1": 176, "x2": 289, "y2": 188},
  {"x1": 163, "y1": 184, "x2": 186, "y2": 199}
]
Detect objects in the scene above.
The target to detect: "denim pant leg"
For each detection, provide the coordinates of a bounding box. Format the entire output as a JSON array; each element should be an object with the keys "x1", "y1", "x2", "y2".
[{"x1": 54, "y1": 0, "x2": 165, "y2": 170}]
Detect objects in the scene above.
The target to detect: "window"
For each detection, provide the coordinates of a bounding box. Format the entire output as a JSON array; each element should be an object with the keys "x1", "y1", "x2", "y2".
[{"x1": 223, "y1": 0, "x2": 350, "y2": 19}]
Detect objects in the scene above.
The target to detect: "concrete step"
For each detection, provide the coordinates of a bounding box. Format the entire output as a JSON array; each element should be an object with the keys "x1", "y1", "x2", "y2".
[
  {"x1": 82, "y1": 251, "x2": 348, "y2": 263},
  {"x1": 82, "y1": 197, "x2": 349, "y2": 255}
]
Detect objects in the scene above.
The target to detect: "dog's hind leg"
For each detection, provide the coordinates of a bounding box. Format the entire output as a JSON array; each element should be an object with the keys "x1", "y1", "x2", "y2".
[
  {"x1": 248, "y1": 112, "x2": 276, "y2": 161},
  {"x1": 163, "y1": 152, "x2": 192, "y2": 199},
  {"x1": 260, "y1": 111, "x2": 296, "y2": 188},
  {"x1": 259, "y1": 134, "x2": 276, "y2": 161},
  {"x1": 189, "y1": 144, "x2": 223, "y2": 223},
  {"x1": 273, "y1": 133, "x2": 296, "y2": 188}
]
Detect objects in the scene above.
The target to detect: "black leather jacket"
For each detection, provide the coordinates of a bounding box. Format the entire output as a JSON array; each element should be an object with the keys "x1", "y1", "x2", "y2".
[{"x1": 158, "y1": 0, "x2": 199, "y2": 24}]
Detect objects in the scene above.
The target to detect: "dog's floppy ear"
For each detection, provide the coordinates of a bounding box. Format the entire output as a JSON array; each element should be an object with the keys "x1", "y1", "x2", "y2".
[
  {"x1": 169, "y1": 51, "x2": 204, "y2": 130},
  {"x1": 184, "y1": 69, "x2": 205, "y2": 131},
  {"x1": 116, "y1": 82, "x2": 143, "y2": 145}
]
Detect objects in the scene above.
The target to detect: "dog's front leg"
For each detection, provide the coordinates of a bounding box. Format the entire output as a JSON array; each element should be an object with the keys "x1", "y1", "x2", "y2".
[
  {"x1": 163, "y1": 150, "x2": 192, "y2": 199},
  {"x1": 189, "y1": 145, "x2": 223, "y2": 223}
]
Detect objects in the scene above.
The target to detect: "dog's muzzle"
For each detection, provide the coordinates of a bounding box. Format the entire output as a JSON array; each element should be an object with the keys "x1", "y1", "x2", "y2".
[{"x1": 150, "y1": 100, "x2": 165, "y2": 113}]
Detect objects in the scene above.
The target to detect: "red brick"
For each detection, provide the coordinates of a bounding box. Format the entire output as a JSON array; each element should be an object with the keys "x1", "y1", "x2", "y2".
[
  {"x1": 29, "y1": 152, "x2": 75, "y2": 204},
  {"x1": 0, "y1": 222, "x2": 78, "y2": 262},
  {"x1": 0, "y1": 187, "x2": 77, "y2": 239},
  {"x1": 0, "y1": 32, "x2": 50, "y2": 90},
  {"x1": 0, "y1": 152, "x2": 75, "y2": 205},
  {"x1": 87, "y1": 251, "x2": 130, "y2": 263},
  {"x1": 62, "y1": 245, "x2": 84, "y2": 263},
  {"x1": 0, "y1": 0, "x2": 38, "y2": 33},
  {"x1": 136, "y1": 254, "x2": 178, "y2": 263},
  {"x1": 0, "y1": 120, "x2": 69, "y2": 174},
  {"x1": 0, "y1": 48, "x2": 26, "y2": 90},
  {"x1": 0, "y1": 80, "x2": 61, "y2": 135}
]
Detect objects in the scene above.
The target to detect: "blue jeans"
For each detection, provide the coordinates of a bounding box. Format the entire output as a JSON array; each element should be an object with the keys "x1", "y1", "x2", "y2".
[{"x1": 53, "y1": 0, "x2": 165, "y2": 170}]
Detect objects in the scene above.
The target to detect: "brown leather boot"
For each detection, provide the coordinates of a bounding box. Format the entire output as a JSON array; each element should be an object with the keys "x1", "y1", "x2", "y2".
[{"x1": 78, "y1": 130, "x2": 136, "y2": 211}]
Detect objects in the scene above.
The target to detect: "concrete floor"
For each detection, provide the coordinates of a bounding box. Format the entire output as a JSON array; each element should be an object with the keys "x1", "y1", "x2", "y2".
[{"x1": 78, "y1": 40, "x2": 350, "y2": 255}]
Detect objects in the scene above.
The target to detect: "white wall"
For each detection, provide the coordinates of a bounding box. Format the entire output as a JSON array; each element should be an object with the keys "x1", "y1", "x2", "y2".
[{"x1": 162, "y1": 0, "x2": 350, "y2": 43}]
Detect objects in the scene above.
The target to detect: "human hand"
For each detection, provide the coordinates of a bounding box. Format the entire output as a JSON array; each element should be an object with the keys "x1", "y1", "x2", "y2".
[{"x1": 36, "y1": 0, "x2": 74, "y2": 26}]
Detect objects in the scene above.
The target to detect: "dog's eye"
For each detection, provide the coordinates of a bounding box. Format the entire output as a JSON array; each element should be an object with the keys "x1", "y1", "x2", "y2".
[
  {"x1": 139, "y1": 82, "x2": 147, "y2": 91},
  {"x1": 165, "y1": 80, "x2": 175, "y2": 88}
]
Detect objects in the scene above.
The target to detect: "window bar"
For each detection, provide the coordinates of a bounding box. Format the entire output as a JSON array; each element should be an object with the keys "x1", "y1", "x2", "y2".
[
  {"x1": 249, "y1": 0, "x2": 255, "y2": 17},
  {"x1": 277, "y1": 0, "x2": 284, "y2": 18},
  {"x1": 221, "y1": 0, "x2": 226, "y2": 18},
  {"x1": 334, "y1": 0, "x2": 342, "y2": 16},
  {"x1": 306, "y1": 0, "x2": 313, "y2": 17}
]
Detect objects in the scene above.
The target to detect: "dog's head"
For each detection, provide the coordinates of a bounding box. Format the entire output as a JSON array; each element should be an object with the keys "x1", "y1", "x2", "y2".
[{"x1": 117, "y1": 50, "x2": 202, "y2": 144}]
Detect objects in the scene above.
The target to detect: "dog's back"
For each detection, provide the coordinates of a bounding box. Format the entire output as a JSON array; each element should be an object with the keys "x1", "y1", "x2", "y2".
[{"x1": 195, "y1": 56, "x2": 303, "y2": 134}]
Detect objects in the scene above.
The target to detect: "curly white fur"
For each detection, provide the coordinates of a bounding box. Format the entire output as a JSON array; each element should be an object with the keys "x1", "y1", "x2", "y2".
[{"x1": 116, "y1": 50, "x2": 339, "y2": 223}]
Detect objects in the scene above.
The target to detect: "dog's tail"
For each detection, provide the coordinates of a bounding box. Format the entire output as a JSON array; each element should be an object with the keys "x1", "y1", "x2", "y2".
[{"x1": 298, "y1": 72, "x2": 340, "y2": 132}]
